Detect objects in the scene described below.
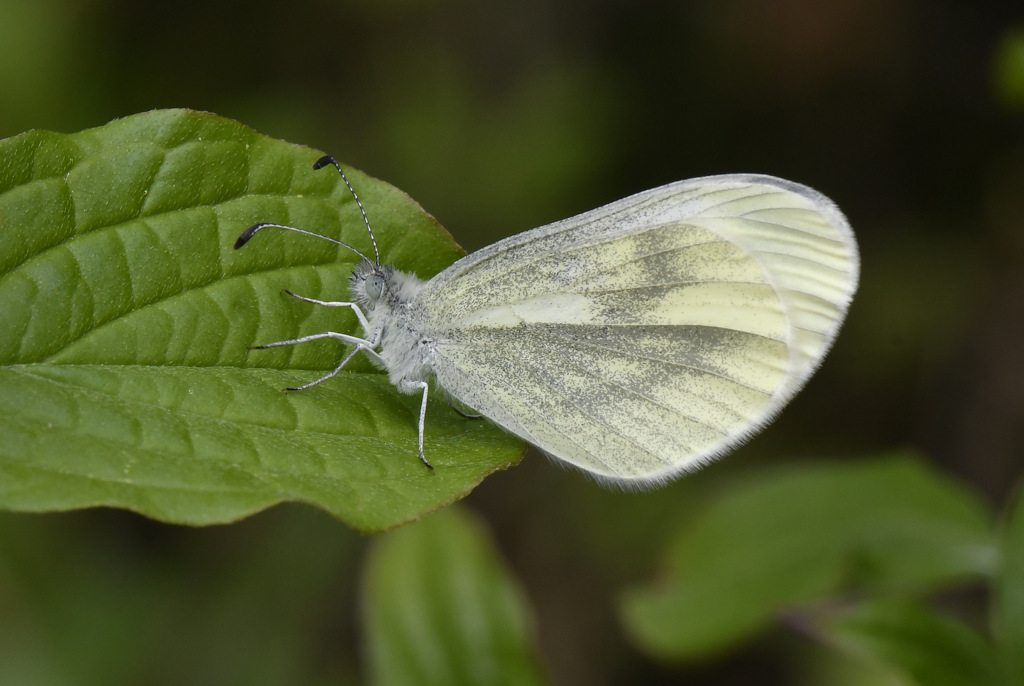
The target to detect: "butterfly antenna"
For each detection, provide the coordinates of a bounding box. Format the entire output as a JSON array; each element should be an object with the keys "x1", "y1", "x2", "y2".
[
  {"x1": 234, "y1": 223, "x2": 372, "y2": 264},
  {"x1": 313, "y1": 155, "x2": 380, "y2": 267},
  {"x1": 233, "y1": 155, "x2": 382, "y2": 265}
]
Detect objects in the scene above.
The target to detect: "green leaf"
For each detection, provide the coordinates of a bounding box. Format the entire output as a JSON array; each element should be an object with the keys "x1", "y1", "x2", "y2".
[
  {"x1": 993, "y1": 483, "x2": 1024, "y2": 686},
  {"x1": 825, "y1": 600, "x2": 1000, "y2": 686},
  {"x1": 619, "y1": 455, "x2": 995, "y2": 660},
  {"x1": 0, "y1": 109, "x2": 525, "y2": 531},
  {"x1": 362, "y1": 506, "x2": 548, "y2": 686}
]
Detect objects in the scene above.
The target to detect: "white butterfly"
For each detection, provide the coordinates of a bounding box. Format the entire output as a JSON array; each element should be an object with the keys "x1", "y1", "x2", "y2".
[{"x1": 236, "y1": 156, "x2": 858, "y2": 488}]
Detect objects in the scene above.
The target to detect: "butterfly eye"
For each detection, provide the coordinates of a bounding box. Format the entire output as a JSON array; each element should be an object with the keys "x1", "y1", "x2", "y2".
[{"x1": 366, "y1": 273, "x2": 385, "y2": 300}]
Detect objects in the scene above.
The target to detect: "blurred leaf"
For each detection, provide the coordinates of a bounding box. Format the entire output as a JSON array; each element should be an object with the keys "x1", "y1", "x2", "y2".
[
  {"x1": 619, "y1": 455, "x2": 995, "y2": 660},
  {"x1": 0, "y1": 109, "x2": 525, "y2": 532},
  {"x1": 993, "y1": 24, "x2": 1024, "y2": 111},
  {"x1": 362, "y1": 506, "x2": 548, "y2": 686},
  {"x1": 825, "y1": 600, "x2": 999, "y2": 686},
  {"x1": 0, "y1": 507, "x2": 365, "y2": 686},
  {"x1": 993, "y1": 483, "x2": 1024, "y2": 686}
]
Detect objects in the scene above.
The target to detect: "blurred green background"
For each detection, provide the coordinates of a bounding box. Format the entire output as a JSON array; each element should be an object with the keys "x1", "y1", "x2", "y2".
[{"x1": 1, "y1": 0, "x2": 1023, "y2": 684}]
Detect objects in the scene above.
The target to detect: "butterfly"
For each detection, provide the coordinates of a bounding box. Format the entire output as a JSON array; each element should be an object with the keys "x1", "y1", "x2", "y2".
[{"x1": 236, "y1": 156, "x2": 858, "y2": 487}]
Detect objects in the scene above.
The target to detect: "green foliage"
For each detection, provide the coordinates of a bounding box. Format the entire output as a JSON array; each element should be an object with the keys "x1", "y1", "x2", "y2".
[
  {"x1": 363, "y1": 506, "x2": 548, "y2": 686},
  {"x1": 826, "y1": 600, "x2": 999, "y2": 686},
  {"x1": 619, "y1": 456, "x2": 994, "y2": 659},
  {"x1": 0, "y1": 0, "x2": 1020, "y2": 682},
  {"x1": 0, "y1": 110, "x2": 525, "y2": 532},
  {"x1": 2, "y1": 110, "x2": 1020, "y2": 686},
  {"x1": 0, "y1": 506, "x2": 367, "y2": 686},
  {"x1": 619, "y1": 455, "x2": 1024, "y2": 685}
]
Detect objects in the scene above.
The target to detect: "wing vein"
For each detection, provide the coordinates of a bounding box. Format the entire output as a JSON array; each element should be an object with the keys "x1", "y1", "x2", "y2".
[
  {"x1": 514, "y1": 352, "x2": 678, "y2": 468},
  {"x1": 531, "y1": 326, "x2": 773, "y2": 399},
  {"x1": 440, "y1": 353, "x2": 629, "y2": 474},
  {"x1": 726, "y1": 214, "x2": 848, "y2": 242},
  {"x1": 578, "y1": 279, "x2": 775, "y2": 295},
  {"x1": 546, "y1": 342, "x2": 736, "y2": 436}
]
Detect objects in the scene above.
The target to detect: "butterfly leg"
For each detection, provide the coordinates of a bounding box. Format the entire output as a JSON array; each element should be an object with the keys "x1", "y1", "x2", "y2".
[
  {"x1": 400, "y1": 380, "x2": 433, "y2": 470},
  {"x1": 446, "y1": 395, "x2": 483, "y2": 419},
  {"x1": 285, "y1": 345, "x2": 361, "y2": 392},
  {"x1": 252, "y1": 330, "x2": 385, "y2": 390},
  {"x1": 282, "y1": 290, "x2": 373, "y2": 333}
]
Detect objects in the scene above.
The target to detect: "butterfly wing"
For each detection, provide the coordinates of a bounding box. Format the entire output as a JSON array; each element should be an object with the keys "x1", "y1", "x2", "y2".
[{"x1": 415, "y1": 175, "x2": 859, "y2": 486}]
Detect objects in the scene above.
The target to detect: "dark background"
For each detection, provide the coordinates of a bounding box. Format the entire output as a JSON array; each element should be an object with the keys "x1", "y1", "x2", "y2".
[{"x1": 1, "y1": 1, "x2": 1022, "y2": 684}]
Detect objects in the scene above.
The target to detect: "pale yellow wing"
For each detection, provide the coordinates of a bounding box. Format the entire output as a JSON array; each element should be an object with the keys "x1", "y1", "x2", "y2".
[{"x1": 415, "y1": 175, "x2": 858, "y2": 486}]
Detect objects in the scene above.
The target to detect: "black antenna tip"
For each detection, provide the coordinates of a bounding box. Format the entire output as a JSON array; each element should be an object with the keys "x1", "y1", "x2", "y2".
[
  {"x1": 313, "y1": 155, "x2": 337, "y2": 170},
  {"x1": 234, "y1": 224, "x2": 262, "y2": 250}
]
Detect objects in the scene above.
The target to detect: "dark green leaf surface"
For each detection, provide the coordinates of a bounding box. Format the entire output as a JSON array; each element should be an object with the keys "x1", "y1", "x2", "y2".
[
  {"x1": 0, "y1": 109, "x2": 525, "y2": 531},
  {"x1": 619, "y1": 455, "x2": 995, "y2": 659},
  {"x1": 826, "y1": 600, "x2": 999, "y2": 686},
  {"x1": 362, "y1": 506, "x2": 548, "y2": 686}
]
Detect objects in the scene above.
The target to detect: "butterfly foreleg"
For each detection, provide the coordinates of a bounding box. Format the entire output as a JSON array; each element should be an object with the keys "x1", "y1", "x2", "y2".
[{"x1": 282, "y1": 290, "x2": 373, "y2": 333}]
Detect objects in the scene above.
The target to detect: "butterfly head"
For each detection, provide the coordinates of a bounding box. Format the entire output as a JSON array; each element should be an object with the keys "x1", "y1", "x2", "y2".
[{"x1": 350, "y1": 259, "x2": 395, "y2": 309}]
